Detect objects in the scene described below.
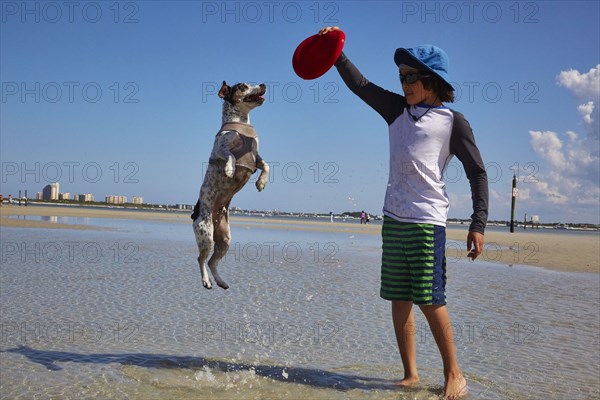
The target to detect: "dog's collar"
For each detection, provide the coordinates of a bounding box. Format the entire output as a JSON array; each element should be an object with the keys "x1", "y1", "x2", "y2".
[{"x1": 220, "y1": 122, "x2": 257, "y2": 138}]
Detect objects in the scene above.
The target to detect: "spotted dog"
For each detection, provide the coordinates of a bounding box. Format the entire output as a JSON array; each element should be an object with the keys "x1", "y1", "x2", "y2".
[{"x1": 191, "y1": 81, "x2": 269, "y2": 289}]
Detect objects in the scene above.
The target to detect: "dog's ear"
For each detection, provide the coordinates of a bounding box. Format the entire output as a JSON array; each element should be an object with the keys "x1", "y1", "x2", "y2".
[{"x1": 218, "y1": 81, "x2": 230, "y2": 99}]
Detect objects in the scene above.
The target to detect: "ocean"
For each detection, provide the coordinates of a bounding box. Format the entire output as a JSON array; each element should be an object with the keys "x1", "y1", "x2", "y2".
[{"x1": 0, "y1": 215, "x2": 598, "y2": 399}]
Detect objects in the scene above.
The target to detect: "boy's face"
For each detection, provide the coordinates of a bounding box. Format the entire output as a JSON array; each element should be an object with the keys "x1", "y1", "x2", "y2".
[{"x1": 400, "y1": 67, "x2": 438, "y2": 106}]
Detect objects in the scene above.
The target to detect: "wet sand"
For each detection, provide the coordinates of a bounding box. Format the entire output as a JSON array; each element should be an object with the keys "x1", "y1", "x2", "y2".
[{"x1": 1, "y1": 205, "x2": 598, "y2": 273}]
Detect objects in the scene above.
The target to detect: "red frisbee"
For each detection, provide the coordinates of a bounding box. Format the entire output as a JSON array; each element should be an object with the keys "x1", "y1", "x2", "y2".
[{"x1": 292, "y1": 30, "x2": 345, "y2": 80}]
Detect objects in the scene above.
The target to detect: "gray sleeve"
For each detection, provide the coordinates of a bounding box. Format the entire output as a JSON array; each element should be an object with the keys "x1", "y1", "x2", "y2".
[
  {"x1": 450, "y1": 111, "x2": 489, "y2": 234},
  {"x1": 334, "y1": 52, "x2": 407, "y2": 125}
]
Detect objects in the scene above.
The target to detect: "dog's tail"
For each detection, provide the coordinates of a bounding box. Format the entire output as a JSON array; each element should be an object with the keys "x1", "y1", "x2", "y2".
[{"x1": 191, "y1": 200, "x2": 200, "y2": 221}]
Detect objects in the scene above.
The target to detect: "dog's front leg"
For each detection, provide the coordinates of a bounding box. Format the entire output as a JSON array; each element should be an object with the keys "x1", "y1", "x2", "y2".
[
  {"x1": 255, "y1": 154, "x2": 269, "y2": 192},
  {"x1": 223, "y1": 155, "x2": 236, "y2": 178},
  {"x1": 214, "y1": 132, "x2": 237, "y2": 178}
]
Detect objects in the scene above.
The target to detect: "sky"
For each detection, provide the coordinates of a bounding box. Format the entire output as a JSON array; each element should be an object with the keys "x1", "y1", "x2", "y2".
[{"x1": 1, "y1": 0, "x2": 599, "y2": 224}]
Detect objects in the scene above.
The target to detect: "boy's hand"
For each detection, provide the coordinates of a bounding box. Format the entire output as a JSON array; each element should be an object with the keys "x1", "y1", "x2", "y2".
[
  {"x1": 318, "y1": 26, "x2": 340, "y2": 35},
  {"x1": 467, "y1": 231, "x2": 484, "y2": 260}
]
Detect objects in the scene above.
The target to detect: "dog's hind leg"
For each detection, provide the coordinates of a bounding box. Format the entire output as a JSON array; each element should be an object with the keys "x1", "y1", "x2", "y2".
[
  {"x1": 208, "y1": 206, "x2": 231, "y2": 289},
  {"x1": 193, "y1": 218, "x2": 214, "y2": 289}
]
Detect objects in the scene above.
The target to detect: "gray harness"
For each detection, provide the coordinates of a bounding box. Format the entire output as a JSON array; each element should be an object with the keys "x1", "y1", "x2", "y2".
[{"x1": 209, "y1": 122, "x2": 258, "y2": 173}]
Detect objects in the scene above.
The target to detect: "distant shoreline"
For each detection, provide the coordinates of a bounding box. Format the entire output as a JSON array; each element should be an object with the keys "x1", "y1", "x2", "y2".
[
  {"x1": 4, "y1": 200, "x2": 598, "y2": 230},
  {"x1": 1, "y1": 204, "x2": 598, "y2": 273}
]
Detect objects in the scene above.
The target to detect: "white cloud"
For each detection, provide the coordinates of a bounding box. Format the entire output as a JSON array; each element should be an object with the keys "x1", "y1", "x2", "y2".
[
  {"x1": 529, "y1": 130, "x2": 567, "y2": 170},
  {"x1": 557, "y1": 64, "x2": 600, "y2": 139},
  {"x1": 528, "y1": 130, "x2": 599, "y2": 207},
  {"x1": 577, "y1": 101, "x2": 595, "y2": 125},
  {"x1": 522, "y1": 66, "x2": 600, "y2": 223},
  {"x1": 566, "y1": 131, "x2": 578, "y2": 141},
  {"x1": 557, "y1": 65, "x2": 600, "y2": 100}
]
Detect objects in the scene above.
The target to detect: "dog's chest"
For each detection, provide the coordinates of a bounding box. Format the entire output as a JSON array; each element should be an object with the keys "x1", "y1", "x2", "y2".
[{"x1": 215, "y1": 125, "x2": 259, "y2": 172}]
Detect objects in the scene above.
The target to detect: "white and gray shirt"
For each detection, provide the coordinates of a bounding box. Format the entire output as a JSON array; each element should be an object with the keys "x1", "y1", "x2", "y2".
[{"x1": 334, "y1": 52, "x2": 488, "y2": 233}]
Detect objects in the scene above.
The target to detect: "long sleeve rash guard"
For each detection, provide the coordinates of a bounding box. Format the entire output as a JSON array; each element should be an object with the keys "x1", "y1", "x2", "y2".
[{"x1": 334, "y1": 52, "x2": 488, "y2": 233}]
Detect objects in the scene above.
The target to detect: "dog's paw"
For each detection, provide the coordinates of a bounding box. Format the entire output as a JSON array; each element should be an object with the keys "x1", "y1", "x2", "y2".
[
  {"x1": 202, "y1": 279, "x2": 213, "y2": 289},
  {"x1": 217, "y1": 280, "x2": 229, "y2": 290},
  {"x1": 256, "y1": 180, "x2": 267, "y2": 192},
  {"x1": 224, "y1": 156, "x2": 235, "y2": 178}
]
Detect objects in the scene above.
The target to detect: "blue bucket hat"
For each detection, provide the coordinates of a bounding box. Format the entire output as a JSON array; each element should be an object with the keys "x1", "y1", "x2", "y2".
[{"x1": 394, "y1": 45, "x2": 452, "y2": 89}]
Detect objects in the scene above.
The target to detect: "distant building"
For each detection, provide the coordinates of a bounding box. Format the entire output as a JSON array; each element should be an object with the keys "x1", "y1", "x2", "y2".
[
  {"x1": 36, "y1": 192, "x2": 43, "y2": 200},
  {"x1": 59, "y1": 192, "x2": 71, "y2": 200},
  {"x1": 77, "y1": 193, "x2": 94, "y2": 202},
  {"x1": 132, "y1": 196, "x2": 143, "y2": 204},
  {"x1": 42, "y1": 183, "x2": 59, "y2": 200},
  {"x1": 106, "y1": 195, "x2": 127, "y2": 204},
  {"x1": 176, "y1": 204, "x2": 193, "y2": 210}
]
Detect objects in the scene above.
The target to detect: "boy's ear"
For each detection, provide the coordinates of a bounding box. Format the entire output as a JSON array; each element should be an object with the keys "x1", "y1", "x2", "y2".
[{"x1": 218, "y1": 81, "x2": 230, "y2": 99}]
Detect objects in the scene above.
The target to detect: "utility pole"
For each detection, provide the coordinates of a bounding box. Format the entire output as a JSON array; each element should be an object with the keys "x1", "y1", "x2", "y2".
[{"x1": 510, "y1": 174, "x2": 517, "y2": 233}]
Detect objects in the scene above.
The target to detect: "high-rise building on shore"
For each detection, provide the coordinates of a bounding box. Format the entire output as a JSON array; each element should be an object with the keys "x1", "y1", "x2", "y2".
[
  {"x1": 106, "y1": 195, "x2": 127, "y2": 204},
  {"x1": 42, "y1": 183, "x2": 59, "y2": 200},
  {"x1": 77, "y1": 193, "x2": 94, "y2": 202}
]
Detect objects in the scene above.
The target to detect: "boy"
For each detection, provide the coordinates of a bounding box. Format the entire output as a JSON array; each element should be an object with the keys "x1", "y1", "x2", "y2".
[{"x1": 320, "y1": 26, "x2": 489, "y2": 400}]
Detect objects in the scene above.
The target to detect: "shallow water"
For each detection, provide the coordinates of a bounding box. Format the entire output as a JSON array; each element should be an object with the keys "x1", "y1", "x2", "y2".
[{"x1": 0, "y1": 216, "x2": 598, "y2": 399}]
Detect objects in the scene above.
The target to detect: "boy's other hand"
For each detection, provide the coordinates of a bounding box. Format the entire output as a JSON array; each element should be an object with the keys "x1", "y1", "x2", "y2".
[{"x1": 467, "y1": 231, "x2": 484, "y2": 260}]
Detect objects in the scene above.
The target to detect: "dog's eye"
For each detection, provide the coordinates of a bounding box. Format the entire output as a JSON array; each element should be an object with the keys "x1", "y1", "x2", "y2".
[{"x1": 236, "y1": 84, "x2": 248, "y2": 91}]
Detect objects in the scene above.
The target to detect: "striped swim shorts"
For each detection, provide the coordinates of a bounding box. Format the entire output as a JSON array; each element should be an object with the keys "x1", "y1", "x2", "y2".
[{"x1": 380, "y1": 216, "x2": 447, "y2": 305}]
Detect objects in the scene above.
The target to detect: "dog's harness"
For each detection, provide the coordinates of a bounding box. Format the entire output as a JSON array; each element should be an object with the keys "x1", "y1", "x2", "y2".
[{"x1": 209, "y1": 122, "x2": 258, "y2": 173}]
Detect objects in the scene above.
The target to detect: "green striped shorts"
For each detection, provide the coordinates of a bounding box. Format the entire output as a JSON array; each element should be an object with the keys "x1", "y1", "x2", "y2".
[{"x1": 380, "y1": 216, "x2": 447, "y2": 305}]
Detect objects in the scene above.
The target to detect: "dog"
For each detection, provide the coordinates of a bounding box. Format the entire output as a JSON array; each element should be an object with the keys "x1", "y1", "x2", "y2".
[{"x1": 191, "y1": 81, "x2": 269, "y2": 289}]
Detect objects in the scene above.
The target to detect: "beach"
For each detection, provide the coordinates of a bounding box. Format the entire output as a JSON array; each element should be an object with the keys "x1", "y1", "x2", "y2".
[
  {"x1": 1, "y1": 204, "x2": 599, "y2": 399},
  {"x1": 1, "y1": 205, "x2": 598, "y2": 273}
]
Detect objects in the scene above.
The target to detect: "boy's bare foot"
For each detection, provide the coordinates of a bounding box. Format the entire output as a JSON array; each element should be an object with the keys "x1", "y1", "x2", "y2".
[
  {"x1": 443, "y1": 373, "x2": 468, "y2": 400},
  {"x1": 396, "y1": 375, "x2": 420, "y2": 388}
]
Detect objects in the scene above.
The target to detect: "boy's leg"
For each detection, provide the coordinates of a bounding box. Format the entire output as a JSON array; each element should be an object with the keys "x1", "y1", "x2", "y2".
[
  {"x1": 392, "y1": 300, "x2": 419, "y2": 386},
  {"x1": 419, "y1": 304, "x2": 468, "y2": 399}
]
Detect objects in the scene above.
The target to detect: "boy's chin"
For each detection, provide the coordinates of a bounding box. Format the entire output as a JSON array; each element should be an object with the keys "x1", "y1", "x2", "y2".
[{"x1": 404, "y1": 94, "x2": 418, "y2": 105}]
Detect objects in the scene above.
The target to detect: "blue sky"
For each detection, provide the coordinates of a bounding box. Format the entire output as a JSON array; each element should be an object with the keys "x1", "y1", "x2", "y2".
[{"x1": 1, "y1": 0, "x2": 599, "y2": 224}]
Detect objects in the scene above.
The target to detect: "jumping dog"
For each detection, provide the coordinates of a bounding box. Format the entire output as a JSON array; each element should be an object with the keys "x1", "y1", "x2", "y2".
[{"x1": 191, "y1": 81, "x2": 269, "y2": 289}]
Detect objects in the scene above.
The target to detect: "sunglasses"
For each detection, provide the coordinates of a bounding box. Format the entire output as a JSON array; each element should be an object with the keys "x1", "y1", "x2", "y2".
[{"x1": 400, "y1": 72, "x2": 430, "y2": 84}]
